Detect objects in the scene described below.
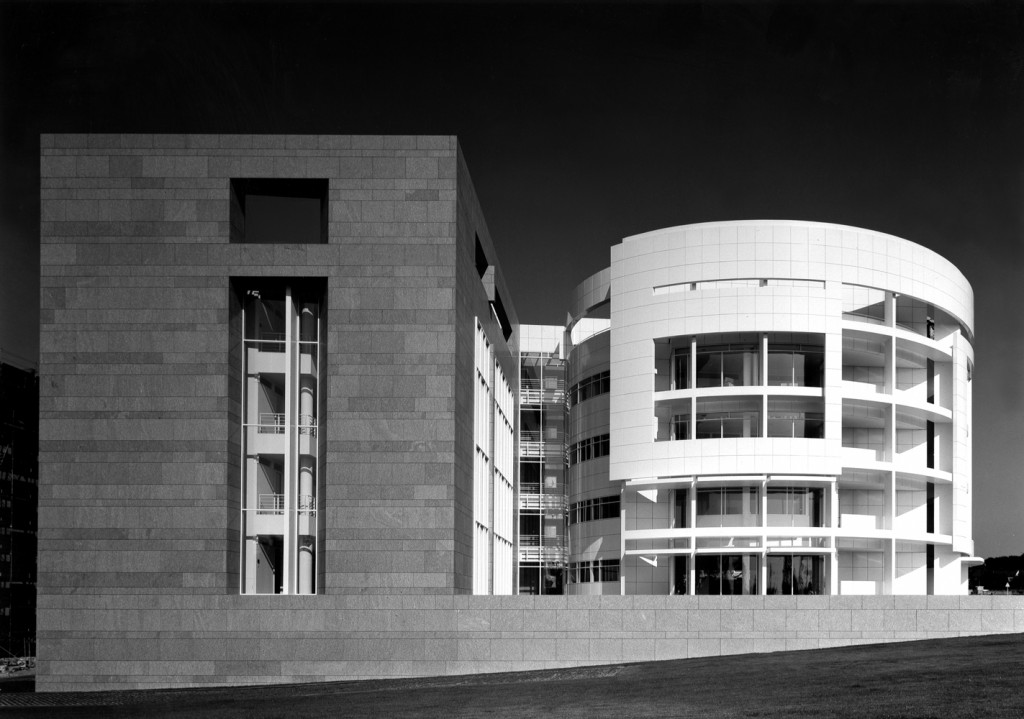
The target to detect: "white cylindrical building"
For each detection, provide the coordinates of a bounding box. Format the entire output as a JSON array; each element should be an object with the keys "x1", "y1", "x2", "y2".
[{"x1": 564, "y1": 221, "x2": 976, "y2": 596}]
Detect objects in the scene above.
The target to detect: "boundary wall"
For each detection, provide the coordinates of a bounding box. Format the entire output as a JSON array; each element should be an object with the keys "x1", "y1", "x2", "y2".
[{"x1": 38, "y1": 595, "x2": 1024, "y2": 691}]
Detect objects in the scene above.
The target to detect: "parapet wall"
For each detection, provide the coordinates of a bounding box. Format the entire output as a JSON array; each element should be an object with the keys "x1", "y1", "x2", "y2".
[{"x1": 37, "y1": 595, "x2": 1024, "y2": 691}]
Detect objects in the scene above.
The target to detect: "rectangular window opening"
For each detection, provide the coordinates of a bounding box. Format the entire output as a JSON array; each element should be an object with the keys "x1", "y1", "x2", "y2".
[
  {"x1": 236, "y1": 278, "x2": 326, "y2": 595},
  {"x1": 230, "y1": 178, "x2": 328, "y2": 244}
]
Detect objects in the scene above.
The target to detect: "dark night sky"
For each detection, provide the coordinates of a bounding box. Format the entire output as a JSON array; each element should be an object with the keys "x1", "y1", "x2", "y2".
[{"x1": 2, "y1": 1, "x2": 1022, "y2": 556}]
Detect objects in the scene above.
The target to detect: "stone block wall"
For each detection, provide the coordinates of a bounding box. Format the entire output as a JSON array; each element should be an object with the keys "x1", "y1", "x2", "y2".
[
  {"x1": 36, "y1": 595, "x2": 1024, "y2": 691},
  {"x1": 38, "y1": 134, "x2": 514, "y2": 602}
]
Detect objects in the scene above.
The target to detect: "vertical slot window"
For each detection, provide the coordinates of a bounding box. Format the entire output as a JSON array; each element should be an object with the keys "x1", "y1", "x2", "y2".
[{"x1": 239, "y1": 280, "x2": 324, "y2": 595}]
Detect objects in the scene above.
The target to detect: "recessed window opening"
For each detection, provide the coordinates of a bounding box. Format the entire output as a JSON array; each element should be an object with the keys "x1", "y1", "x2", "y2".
[
  {"x1": 490, "y1": 290, "x2": 513, "y2": 342},
  {"x1": 475, "y1": 235, "x2": 490, "y2": 278},
  {"x1": 230, "y1": 178, "x2": 328, "y2": 244},
  {"x1": 237, "y1": 278, "x2": 325, "y2": 596}
]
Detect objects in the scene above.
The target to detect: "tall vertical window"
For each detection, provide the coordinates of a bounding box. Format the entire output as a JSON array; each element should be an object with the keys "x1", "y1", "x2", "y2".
[{"x1": 239, "y1": 282, "x2": 322, "y2": 595}]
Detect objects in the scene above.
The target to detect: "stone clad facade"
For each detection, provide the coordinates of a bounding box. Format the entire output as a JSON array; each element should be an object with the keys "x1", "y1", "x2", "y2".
[{"x1": 38, "y1": 134, "x2": 518, "y2": 688}]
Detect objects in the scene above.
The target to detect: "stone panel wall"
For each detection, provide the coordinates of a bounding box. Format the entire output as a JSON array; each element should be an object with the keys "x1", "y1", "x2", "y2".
[
  {"x1": 38, "y1": 134, "x2": 488, "y2": 599},
  {"x1": 36, "y1": 595, "x2": 1024, "y2": 691}
]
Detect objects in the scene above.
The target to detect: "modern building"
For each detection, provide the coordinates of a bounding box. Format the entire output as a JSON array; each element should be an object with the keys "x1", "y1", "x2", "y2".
[
  {"x1": 39, "y1": 134, "x2": 520, "y2": 606},
  {"x1": 559, "y1": 221, "x2": 976, "y2": 596},
  {"x1": 36, "y1": 135, "x2": 979, "y2": 690},
  {"x1": 0, "y1": 355, "x2": 38, "y2": 657}
]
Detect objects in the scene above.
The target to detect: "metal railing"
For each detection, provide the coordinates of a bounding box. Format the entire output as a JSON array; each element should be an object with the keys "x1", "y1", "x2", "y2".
[
  {"x1": 519, "y1": 545, "x2": 568, "y2": 563},
  {"x1": 258, "y1": 493, "x2": 284, "y2": 514},
  {"x1": 252, "y1": 494, "x2": 317, "y2": 515},
  {"x1": 257, "y1": 413, "x2": 286, "y2": 433},
  {"x1": 519, "y1": 494, "x2": 567, "y2": 511},
  {"x1": 519, "y1": 442, "x2": 564, "y2": 459},
  {"x1": 520, "y1": 378, "x2": 565, "y2": 405}
]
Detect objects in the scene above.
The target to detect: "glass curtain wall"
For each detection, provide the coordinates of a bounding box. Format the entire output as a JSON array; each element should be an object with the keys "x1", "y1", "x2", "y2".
[
  {"x1": 696, "y1": 334, "x2": 760, "y2": 387},
  {"x1": 767, "y1": 334, "x2": 825, "y2": 387},
  {"x1": 696, "y1": 487, "x2": 760, "y2": 527},
  {"x1": 767, "y1": 554, "x2": 825, "y2": 594},
  {"x1": 240, "y1": 284, "x2": 320, "y2": 595},
  {"x1": 696, "y1": 554, "x2": 760, "y2": 595}
]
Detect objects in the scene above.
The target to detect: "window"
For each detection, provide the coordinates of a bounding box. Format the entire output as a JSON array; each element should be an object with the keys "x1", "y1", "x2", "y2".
[
  {"x1": 475, "y1": 235, "x2": 489, "y2": 278},
  {"x1": 673, "y1": 489, "x2": 688, "y2": 528},
  {"x1": 696, "y1": 487, "x2": 760, "y2": 527},
  {"x1": 568, "y1": 371, "x2": 609, "y2": 407},
  {"x1": 695, "y1": 398, "x2": 761, "y2": 439},
  {"x1": 673, "y1": 556, "x2": 688, "y2": 595},
  {"x1": 238, "y1": 280, "x2": 324, "y2": 595},
  {"x1": 696, "y1": 336, "x2": 759, "y2": 387},
  {"x1": 673, "y1": 350, "x2": 690, "y2": 390},
  {"x1": 490, "y1": 289, "x2": 513, "y2": 342},
  {"x1": 767, "y1": 333, "x2": 824, "y2": 387},
  {"x1": 696, "y1": 554, "x2": 760, "y2": 595},
  {"x1": 767, "y1": 487, "x2": 823, "y2": 527},
  {"x1": 767, "y1": 554, "x2": 824, "y2": 595},
  {"x1": 568, "y1": 434, "x2": 610, "y2": 466},
  {"x1": 569, "y1": 559, "x2": 620, "y2": 583},
  {"x1": 766, "y1": 398, "x2": 825, "y2": 438},
  {"x1": 671, "y1": 413, "x2": 690, "y2": 441},
  {"x1": 570, "y1": 495, "x2": 620, "y2": 524},
  {"x1": 520, "y1": 460, "x2": 541, "y2": 494},
  {"x1": 230, "y1": 178, "x2": 328, "y2": 244}
]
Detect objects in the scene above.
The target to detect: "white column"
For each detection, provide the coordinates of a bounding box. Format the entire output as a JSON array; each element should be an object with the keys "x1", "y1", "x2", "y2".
[{"x1": 298, "y1": 537, "x2": 315, "y2": 594}]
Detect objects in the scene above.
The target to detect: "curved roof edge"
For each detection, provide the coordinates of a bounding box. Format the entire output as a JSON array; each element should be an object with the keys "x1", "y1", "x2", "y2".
[{"x1": 620, "y1": 220, "x2": 974, "y2": 339}]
